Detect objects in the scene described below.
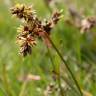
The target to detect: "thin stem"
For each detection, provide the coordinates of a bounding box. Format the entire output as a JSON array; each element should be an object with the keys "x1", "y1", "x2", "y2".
[
  {"x1": 19, "y1": 69, "x2": 32, "y2": 96},
  {"x1": 47, "y1": 47, "x2": 65, "y2": 96},
  {"x1": 58, "y1": 75, "x2": 65, "y2": 96},
  {"x1": 2, "y1": 64, "x2": 15, "y2": 96},
  {"x1": 61, "y1": 75, "x2": 80, "y2": 95},
  {"x1": 0, "y1": 83, "x2": 8, "y2": 96},
  {"x1": 19, "y1": 80, "x2": 28, "y2": 96},
  {"x1": 47, "y1": 47, "x2": 55, "y2": 70},
  {"x1": 44, "y1": 32, "x2": 83, "y2": 96}
]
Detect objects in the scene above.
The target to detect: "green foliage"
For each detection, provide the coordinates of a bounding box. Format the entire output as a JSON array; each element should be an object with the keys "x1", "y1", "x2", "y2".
[{"x1": 0, "y1": 0, "x2": 96, "y2": 96}]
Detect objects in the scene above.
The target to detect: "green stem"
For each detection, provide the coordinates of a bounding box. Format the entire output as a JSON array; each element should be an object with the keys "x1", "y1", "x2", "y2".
[
  {"x1": 61, "y1": 75, "x2": 80, "y2": 95},
  {"x1": 47, "y1": 47, "x2": 55, "y2": 70},
  {"x1": 2, "y1": 64, "x2": 15, "y2": 96},
  {"x1": 0, "y1": 84, "x2": 8, "y2": 96},
  {"x1": 45, "y1": 32, "x2": 83, "y2": 96},
  {"x1": 47, "y1": 47, "x2": 64, "y2": 96},
  {"x1": 19, "y1": 80, "x2": 28, "y2": 96}
]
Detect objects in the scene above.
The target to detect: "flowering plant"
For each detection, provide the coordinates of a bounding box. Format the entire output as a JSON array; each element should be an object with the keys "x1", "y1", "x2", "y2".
[{"x1": 11, "y1": 4, "x2": 62, "y2": 56}]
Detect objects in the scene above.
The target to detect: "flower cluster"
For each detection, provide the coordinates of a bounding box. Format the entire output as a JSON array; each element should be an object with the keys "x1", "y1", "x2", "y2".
[
  {"x1": 66, "y1": 7, "x2": 96, "y2": 34},
  {"x1": 81, "y1": 16, "x2": 96, "y2": 33},
  {"x1": 11, "y1": 4, "x2": 62, "y2": 57}
]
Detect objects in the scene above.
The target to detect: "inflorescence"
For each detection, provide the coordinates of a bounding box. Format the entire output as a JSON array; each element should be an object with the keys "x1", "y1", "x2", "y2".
[{"x1": 11, "y1": 4, "x2": 62, "y2": 57}]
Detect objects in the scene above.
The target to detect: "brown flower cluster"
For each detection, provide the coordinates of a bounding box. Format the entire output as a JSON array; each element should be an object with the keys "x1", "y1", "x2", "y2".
[
  {"x1": 11, "y1": 4, "x2": 62, "y2": 57},
  {"x1": 66, "y1": 7, "x2": 96, "y2": 34},
  {"x1": 81, "y1": 16, "x2": 96, "y2": 33}
]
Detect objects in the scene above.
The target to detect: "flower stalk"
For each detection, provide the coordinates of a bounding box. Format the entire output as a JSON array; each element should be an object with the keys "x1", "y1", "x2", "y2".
[{"x1": 11, "y1": 3, "x2": 82, "y2": 96}]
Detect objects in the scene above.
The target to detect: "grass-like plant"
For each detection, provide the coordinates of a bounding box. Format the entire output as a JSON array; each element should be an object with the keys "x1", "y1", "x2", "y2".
[{"x1": 10, "y1": 4, "x2": 83, "y2": 96}]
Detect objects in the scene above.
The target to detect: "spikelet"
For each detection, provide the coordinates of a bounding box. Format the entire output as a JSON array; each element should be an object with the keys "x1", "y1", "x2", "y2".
[{"x1": 11, "y1": 4, "x2": 62, "y2": 56}]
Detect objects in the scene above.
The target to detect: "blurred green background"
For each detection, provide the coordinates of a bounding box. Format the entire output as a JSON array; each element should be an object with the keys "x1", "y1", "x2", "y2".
[{"x1": 0, "y1": 0, "x2": 96, "y2": 96}]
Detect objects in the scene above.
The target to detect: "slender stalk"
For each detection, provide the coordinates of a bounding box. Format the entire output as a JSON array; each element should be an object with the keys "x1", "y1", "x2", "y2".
[
  {"x1": 19, "y1": 80, "x2": 28, "y2": 96},
  {"x1": 45, "y1": 32, "x2": 83, "y2": 96},
  {"x1": 47, "y1": 47, "x2": 55, "y2": 70},
  {"x1": 61, "y1": 75, "x2": 80, "y2": 95},
  {"x1": 0, "y1": 84, "x2": 8, "y2": 96},
  {"x1": 47, "y1": 47, "x2": 65, "y2": 96},
  {"x1": 19, "y1": 68, "x2": 32, "y2": 96},
  {"x1": 57, "y1": 74, "x2": 65, "y2": 96},
  {"x1": 2, "y1": 64, "x2": 15, "y2": 96}
]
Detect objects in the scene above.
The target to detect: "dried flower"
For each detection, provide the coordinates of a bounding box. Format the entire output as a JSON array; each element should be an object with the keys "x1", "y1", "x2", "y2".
[
  {"x1": 81, "y1": 16, "x2": 96, "y2": 33},
  {"x1": 44, "y1": 83, "x2": 59, "y2": 96},
  {"x1": 11, "y1": 4, "x2": 62, "y2": 56},
  {"x1": 66, "y1": 7, "x2": 96, "y2": 34}
]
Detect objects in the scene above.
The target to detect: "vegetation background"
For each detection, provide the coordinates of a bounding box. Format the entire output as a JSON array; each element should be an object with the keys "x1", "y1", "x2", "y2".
[{"x1": 0, "y1": 0, "x2": 96, "y2": 96}]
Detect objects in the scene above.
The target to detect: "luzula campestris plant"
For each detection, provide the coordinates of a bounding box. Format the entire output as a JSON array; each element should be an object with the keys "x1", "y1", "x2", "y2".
[
  {"x1": 11, "y1": 4, "x2": 83, "y2": 96},
  {"x1": 11, "y1": 4, "x2": 62, "y2": 57}
]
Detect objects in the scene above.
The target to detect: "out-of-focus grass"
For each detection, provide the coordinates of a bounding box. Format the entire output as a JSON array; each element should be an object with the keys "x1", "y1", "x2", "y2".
[{"x1": 0, "y1": 0, "x2": 96, "y2": 96}]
